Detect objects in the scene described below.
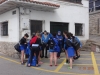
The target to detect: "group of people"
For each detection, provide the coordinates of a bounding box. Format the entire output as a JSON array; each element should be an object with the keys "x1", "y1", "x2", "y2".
[{"x1": 18, "y1": 30, "x2": 82, "y2": 69}]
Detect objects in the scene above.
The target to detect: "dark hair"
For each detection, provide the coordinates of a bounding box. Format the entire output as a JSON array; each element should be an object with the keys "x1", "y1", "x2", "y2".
[
  {"x1": 65, "y1": 32, "x2": 71, "y2": 39},
  {"x1": 52, "y1": 32, "x2": 56, "y2": 37},
  {"x1": 63, "y1": 31, "x2": 68, "y2": 34},
  {"x1": 70, "y1": 33, "x2": 75, "y2": 38},
  {"x1": 44, "y1": 30, "x2": 47, "y2": 32},
  {"x1": 24, "y1": 33, "x2": 29, "y2": 37}
]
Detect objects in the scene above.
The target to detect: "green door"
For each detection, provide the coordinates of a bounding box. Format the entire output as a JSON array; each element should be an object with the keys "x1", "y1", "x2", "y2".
[{"x1": 50, "y1": 22, "x2": 69, "y2": 34}]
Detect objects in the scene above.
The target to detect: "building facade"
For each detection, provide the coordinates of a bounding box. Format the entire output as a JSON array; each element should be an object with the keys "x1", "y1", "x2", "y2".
[
  {"x1": 0, "y1": 0, "x2": 89, "y2": 57},
  {"x1": 89, "y1": 0, "x2": 100, "y2": 34}
]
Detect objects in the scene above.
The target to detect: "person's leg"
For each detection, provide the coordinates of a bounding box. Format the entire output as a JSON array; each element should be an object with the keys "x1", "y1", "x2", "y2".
[
  {"x1": 35, "y1": 49, "x2": 40, "y2": 66},
  {"x1": 57, "y1": 45, "x2": 62, "y2": 58},
  {"x1": 54, "y1": 52, "x2": 57, "y2": 66},
  {"x1": 21, "y1": 50, "x2": 25, "y2": 64},
  {"x1": 38, "y1": 51, "x2": 43, "y2": 64},
  {"x1": 77, "y1": 48, "x2": 80, "y2": 58},
  {"x1": 69, "y1": 57, "x2": 73, "y2": 69},
  {"x1": 45, "y1": 45, "x2": 48, "y2": 58},
  {"x1": 50, "y1": 52, "x2": 53, "y2": 66},
  {"x1": 42, "y1": 44, "x2": 45, "y2": 58},
  {"x1": 65, "y1": 50, "x2": 69, "y2": 63},
  {"x1": 27, "y1": 48, "x2": 34, "y2": 66}
]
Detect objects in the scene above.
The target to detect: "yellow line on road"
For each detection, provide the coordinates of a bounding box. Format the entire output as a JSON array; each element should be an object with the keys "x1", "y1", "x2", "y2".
[
  {"x1": 44, "y1": 63, "x2": 93, "y2": 66},
  {"x1": 54, "y1": 58, "x2": 66, "y2": 72},
  {"x1": 91, "y1": 52, "x2": 99, "y2": 75},
  {"x1": 0, "y1": 56, "x2": 20, "y2": 64},
  {"x1": 60, "y1": 58, "x2": 92, "y2": 60}
]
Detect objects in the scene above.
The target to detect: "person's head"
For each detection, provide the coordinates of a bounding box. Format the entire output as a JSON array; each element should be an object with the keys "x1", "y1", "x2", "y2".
[
  {"x1": 64, "y1": 32, "x2": 71, "y2": 39},
  {"x1": 44, "y1": 30, "x2": 47, "y2": 35},
  {"x1": 63, "y1": 31, "x2": 68, "y2": 36},
  {"x1": 58, "y1": 31, "x2": 61, "y2": 35},
  {"x1": 52, "y1": 32, "x2": 56, "y2": 38},
  {"x1": 35, "y1": 32, "x2": 41, "y2": 38},
  {"x1": 69, "y1": 33, "x2": 74, "y2": 38},
  {"x1": 24, "y1": 33, "x2": 29, "y2": 39}
]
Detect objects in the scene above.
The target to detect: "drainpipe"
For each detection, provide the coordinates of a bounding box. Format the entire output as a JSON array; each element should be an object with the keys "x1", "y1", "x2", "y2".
[{"x1": 18, "y1": 7, "x2": 21, "y2": 40}]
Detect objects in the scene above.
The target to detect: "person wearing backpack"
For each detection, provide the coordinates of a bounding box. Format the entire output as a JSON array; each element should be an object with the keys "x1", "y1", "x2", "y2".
[
  {"x1": 56, "y1": 31, "x2": 63, "y2": 58},
  {"x1": 19, "y1": 33, "x2": 29, "y2": 65},
  {"x1": 64, "y1": 32, "x2": 75, "y2": 69},
  {"x1": 70, "y1": 33, "x2": 81, "y2": 59},
  {"x1": 27, "y1": 32, "x2": 41, "y2": 67},
  {"x1": 49, "y1": 33, "x2": 60, "y2": 66}
]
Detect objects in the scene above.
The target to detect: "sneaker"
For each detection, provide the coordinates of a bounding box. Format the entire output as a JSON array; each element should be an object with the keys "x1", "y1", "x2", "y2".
[
  {"x1": 64, "y1": 63, "x2": 67, "y2": 65},
  {"x1": 68, "y1": 67, "x2": 72, "y2": 69},
  {"x1": 21, "y1": 62, "x2": 25, "y2": 65}
]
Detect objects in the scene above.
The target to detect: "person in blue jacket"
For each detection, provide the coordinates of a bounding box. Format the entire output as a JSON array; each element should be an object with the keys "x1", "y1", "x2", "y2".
[
  {"x1": 49, "y1": 33, "x2": 60, "y2": 66},
  {"x1": 56, "y1": 31, "x2": 63, "y2": 58},
  {"x1": 41, "y1": 30, "x2": 50, "y2": 58}
]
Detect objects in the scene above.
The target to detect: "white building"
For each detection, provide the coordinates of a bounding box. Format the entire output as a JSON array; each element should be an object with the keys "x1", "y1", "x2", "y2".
[{"x1": 0, "y1": 0, "x2": 89, "y2": 56}]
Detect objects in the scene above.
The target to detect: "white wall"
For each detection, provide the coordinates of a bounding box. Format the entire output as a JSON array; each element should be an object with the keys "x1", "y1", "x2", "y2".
[
  {"x1": 0, "y1": 8, "x2": 19, "y2": 42},
  {"x1": 26, "y1": 1, "x2": 89, "y2": 40}
]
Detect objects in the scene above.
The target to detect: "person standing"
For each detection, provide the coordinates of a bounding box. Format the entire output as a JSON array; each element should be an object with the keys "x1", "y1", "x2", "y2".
[
  {"x1": 20, "y1": 33, "x2": 29, "y2": 65},
  {"x1": 27, "y1": 32, "x2": 41, "y2": 67},
  {"x1": 41, "y1": 30, "x2": 50, "y2": 58},
  {"x1": 56, "y1": 31, "x2": 63, "y2": 58},
  {"x1": 49, "y1": 33, "x2": 60, "y2": 66}
]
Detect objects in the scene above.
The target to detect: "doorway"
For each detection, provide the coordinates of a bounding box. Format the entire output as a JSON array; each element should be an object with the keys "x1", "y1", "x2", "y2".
[{"x1": 30, "y1": 20, "x2": 42, "y2": 35}]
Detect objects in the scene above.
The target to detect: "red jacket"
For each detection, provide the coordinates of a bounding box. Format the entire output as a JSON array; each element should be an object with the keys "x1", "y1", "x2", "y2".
[{"x1": 30, "y1": 36, "x2": 38, "y2": 45}]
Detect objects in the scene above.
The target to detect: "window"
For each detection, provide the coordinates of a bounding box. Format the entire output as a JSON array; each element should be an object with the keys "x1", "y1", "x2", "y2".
[
  {"x1": 58, "y1": 0, "x2": 81, "y2": 4},
  {"x1": 95, "y1": 0, "x2": 100, "y2": 11},
  {"x1": 75, "y1": 23, "x2": 83, "y2": 36},
  {"x1": 30, "y1": 20, "x2": 42, "y2": 36},
  {"x1": 1, "y1": 22, "x2": 8, "y2": 36}
]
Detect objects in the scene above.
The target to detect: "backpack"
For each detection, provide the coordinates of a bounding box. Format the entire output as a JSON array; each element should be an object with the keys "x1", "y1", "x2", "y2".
[
  {"x1": 72, "y1": 37, "x2": 79, "y2": 47},
  {"x1": 31, "y1": 56, "x2": 36, "y2": 66},
  {"x1": 49, "y1": 38, "x2": 60, "y2": 52},
  {"x1": 14, "y1": 43, "x2": 21, "y2": 53},
  {"x1": 49, "y1": 38, "x2": 55, "y2": 49}
]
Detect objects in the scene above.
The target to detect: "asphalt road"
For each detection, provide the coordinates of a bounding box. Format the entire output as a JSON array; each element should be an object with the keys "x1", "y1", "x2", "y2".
[{"x1": 0, "y1": 51, "x2": 100, "y2": 75}]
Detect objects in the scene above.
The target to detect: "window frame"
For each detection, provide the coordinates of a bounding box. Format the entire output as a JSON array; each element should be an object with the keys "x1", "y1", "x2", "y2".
[
  {"x1": 1, "y1": 21, "x2": 8, "y2": 36},
  {"x1": 75, "y1": 23, "x2": 84, "y2": 36}
]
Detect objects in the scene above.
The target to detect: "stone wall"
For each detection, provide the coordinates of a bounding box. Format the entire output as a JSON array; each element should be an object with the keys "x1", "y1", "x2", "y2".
[
  {"x1": 0, "y1": 42, "x2": 20, "y2": 58},
  {"x1": 89, "y1": 11, "x2": 100, "y2": 35}
]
